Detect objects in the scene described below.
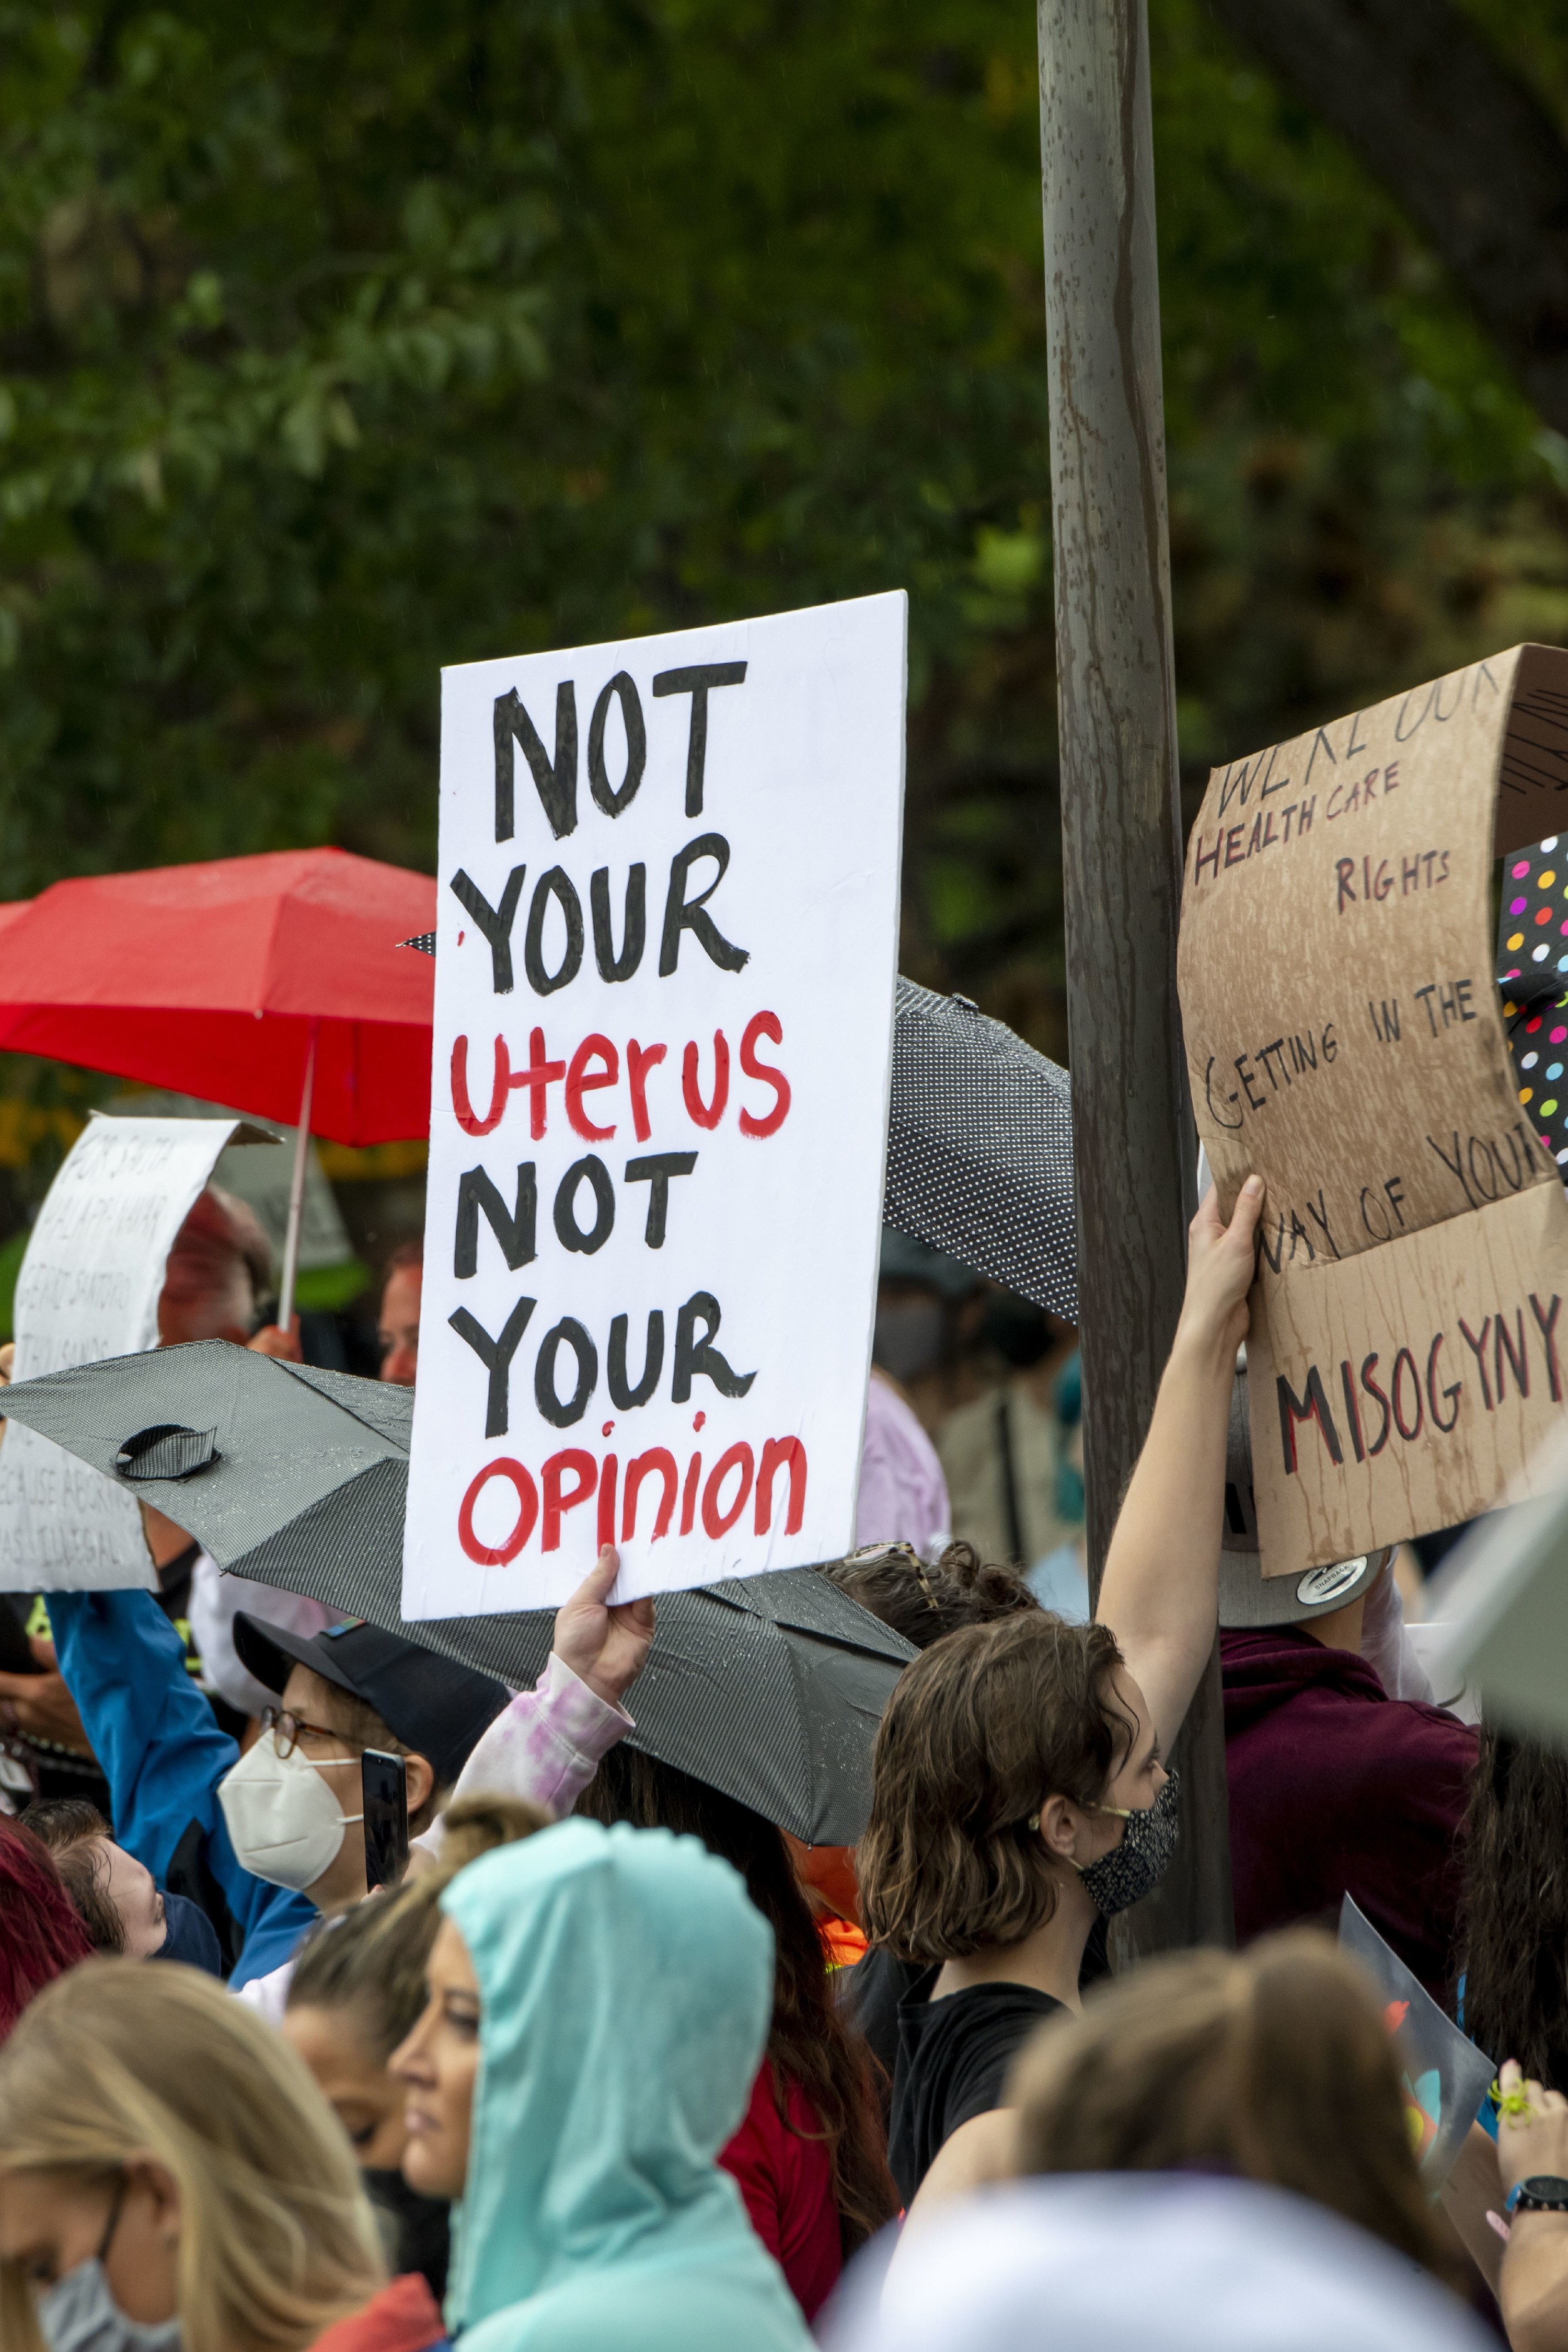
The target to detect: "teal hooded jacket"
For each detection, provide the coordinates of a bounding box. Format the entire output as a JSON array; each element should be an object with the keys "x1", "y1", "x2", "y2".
[{"x1": 440, "y1": 1818, "x2": 814, "y2": 2352}]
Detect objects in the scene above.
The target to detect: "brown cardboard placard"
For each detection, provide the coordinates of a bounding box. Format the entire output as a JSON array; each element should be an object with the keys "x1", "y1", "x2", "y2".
[{"x1": 1179, "y1": 644, "x2": 1568, "y2": 1575}]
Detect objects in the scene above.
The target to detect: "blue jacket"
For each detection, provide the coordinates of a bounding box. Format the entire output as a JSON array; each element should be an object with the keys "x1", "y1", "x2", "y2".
[{"x1": 47, "y1": 1587, "x2": 313, "y2": 1986}]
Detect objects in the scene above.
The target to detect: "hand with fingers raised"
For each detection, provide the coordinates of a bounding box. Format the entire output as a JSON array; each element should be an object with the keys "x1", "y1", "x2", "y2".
[{"x1": 552, "y1": 1546, "x2": 655, "y2": 1710}]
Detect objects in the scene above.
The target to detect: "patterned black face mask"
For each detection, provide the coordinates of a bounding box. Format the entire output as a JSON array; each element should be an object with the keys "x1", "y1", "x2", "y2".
[{"x1": 1069, "y1": 1768, "x2": 1182, "y2": 1918}]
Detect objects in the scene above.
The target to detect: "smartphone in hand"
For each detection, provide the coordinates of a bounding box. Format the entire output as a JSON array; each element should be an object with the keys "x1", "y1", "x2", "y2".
[{"x1": 362, "y1": 1749, "x2": 409, "y2": 1889}]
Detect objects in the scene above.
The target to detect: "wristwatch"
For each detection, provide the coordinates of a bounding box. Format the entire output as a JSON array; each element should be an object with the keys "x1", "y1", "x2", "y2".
[{"x1": 1506, "y1": 2176, "x2": 1568, "y2": 2215}]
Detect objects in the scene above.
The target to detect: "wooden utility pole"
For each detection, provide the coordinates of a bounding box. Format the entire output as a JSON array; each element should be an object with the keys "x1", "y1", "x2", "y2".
[{"x1": 1036, "y1": 0, "x2": 1232, "y2": 1953}]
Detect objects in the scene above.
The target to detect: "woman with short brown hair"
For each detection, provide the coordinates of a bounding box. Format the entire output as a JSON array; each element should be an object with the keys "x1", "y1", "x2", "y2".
[
  {"x1": 857, "y1": 1175, "x2": 1264, "y2": 2201},
  {"x1": 859, "y1": 1610, "x2": 1132, "y2": 1962}
]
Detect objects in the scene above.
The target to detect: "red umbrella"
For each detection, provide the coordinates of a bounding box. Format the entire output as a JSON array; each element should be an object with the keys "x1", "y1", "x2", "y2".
[{"x1": 0, "y1": 848, "x2": 436, "y2": 1320}]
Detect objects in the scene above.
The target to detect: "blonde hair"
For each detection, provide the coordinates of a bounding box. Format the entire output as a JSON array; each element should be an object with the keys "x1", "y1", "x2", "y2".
[
  {"x1": 0, "y1": 1962, "x2": 384, "y2": 2352},
  {"x1": 351, "y1": 1791, "x2": 552, "y2": 1980},
  {"x1": 435, "y1": 1790, "x2": 551, "y2": 1871},
  {"x1": 1009, "y1": 1931, "x2": 1447, "y2": 2275},
  {"x1": 288, "y1": 1792, "x2": 550, "y2": 2057}
]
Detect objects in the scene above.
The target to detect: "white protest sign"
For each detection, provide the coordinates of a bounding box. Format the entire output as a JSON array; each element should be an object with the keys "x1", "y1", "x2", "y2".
[
  {"x1": 403, "y1": 591, "x2": 907, "y2": 1616},
  {"x1": 0, "y1": 1115, "x2": 257, "y2": 1590}
]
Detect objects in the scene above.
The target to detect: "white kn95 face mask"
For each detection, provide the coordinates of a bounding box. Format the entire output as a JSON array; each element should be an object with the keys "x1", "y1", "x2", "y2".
[{"x1": 217, "y1": 1728, "x2": 363, "y2": 1893}]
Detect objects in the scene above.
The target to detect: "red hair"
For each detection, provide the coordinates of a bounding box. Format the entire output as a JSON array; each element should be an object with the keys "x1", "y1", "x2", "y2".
[{"x1": 0, "y1": 1818, "x2": 93, "y2": 2038}]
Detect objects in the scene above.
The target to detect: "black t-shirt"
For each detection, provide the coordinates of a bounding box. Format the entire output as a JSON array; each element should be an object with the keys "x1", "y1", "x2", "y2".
[
  {"x1": 843, "y1": 1919, "x2": 1110, "y2": 2124},
  {"x1": 889, "y1": 1970, "x2": 1067, "y2": 2204}
]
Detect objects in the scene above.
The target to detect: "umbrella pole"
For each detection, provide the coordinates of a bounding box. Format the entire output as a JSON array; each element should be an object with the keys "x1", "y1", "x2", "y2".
[{"x1": 276, "y1": 1022, "x2": 318, "y2": 1334}]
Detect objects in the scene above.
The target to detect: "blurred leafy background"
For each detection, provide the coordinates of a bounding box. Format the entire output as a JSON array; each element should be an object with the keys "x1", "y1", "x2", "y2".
[{"x1": 0, "y1": 0, "x2": 1564, "y2": 1210}]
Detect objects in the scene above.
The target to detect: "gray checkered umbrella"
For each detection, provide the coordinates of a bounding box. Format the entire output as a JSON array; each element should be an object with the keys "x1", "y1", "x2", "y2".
[{"x1": 0, "y1": 1343, "x2": 912, "y2": 1842}]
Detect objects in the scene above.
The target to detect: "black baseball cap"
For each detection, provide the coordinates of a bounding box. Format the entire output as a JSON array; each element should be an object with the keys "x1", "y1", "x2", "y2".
[{"x1": 232, "y1": 1612, "x2": 509, "y2": 1789}]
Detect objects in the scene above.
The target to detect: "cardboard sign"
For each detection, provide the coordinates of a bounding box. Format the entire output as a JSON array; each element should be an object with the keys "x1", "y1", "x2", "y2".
[
  {"x1": 1179, "y1": 645, "x2": 1568, "y2": 1576},
  {"x1": 1339, "y1": 1896, "x2": 1495, "y2": 2186},
  {"x1": 402, "y1": 592, "x2": 907, "y2": 1618},
  {"x1": 0, "y1": 1114, "x2": 261, "y2": 1590}
]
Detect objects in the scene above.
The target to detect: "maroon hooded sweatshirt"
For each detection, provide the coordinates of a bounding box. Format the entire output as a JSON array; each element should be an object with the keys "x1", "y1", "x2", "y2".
[{"x1": 1221, "y1": 1627, "x2": 1478, "y2": 2009}]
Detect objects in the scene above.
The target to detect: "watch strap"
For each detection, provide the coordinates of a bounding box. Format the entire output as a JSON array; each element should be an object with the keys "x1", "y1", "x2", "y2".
[{"x1": 1506, "y1": 2175, "x2": 1568, "y2": 2214}]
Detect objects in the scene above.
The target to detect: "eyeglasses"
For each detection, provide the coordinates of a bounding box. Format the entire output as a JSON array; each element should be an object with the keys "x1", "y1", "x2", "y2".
[{"x1": 260, "y1": 1704, "x2": 352, "y2": 1761}]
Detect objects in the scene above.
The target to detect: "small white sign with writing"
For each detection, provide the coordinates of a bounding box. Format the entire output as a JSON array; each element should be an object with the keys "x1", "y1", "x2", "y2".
[
  {"x1": 404, "y1": 591, "x2": 907, "y2": 1615},
  {"x1": 0, "y1": 1116, "x2": 250, "y2": 1590}
]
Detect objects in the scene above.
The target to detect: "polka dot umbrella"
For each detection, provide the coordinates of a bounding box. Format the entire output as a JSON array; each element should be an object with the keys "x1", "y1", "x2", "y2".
[{"x1": 1497, "y1": 834, "x2": 1568, "y2": 1176}]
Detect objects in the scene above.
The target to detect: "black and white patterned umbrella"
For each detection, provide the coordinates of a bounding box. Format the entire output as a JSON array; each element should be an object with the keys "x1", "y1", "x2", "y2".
[
  {"x1": 885, "y1": 977, "x2": 1077, "y2": 1320},
  {"x1": 0, "y1": 1344, "x2": 913, "y2": 1843}
]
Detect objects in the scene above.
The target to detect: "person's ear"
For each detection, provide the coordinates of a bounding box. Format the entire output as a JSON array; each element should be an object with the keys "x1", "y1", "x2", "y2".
[
  {"x1": 130, "y1": 2158, "x2": 182, "y2": 2241},
  {"x1": 1033, "y1": 1794, "x2": 1082, "y2": 1863},
  {"x1": 405, "y1": 1753, "x2": 435, "y2": 1818}
]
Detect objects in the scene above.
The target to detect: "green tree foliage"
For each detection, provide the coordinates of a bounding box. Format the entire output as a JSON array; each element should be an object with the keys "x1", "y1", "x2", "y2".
[{"x1": 0, "y1": 0, "x2": 1564, "y2": 1064}]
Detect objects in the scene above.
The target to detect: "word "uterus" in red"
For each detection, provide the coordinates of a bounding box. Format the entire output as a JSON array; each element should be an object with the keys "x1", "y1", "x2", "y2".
[{"x1": 451, "y1": 1012, "x2": 790, "y2": 1144}]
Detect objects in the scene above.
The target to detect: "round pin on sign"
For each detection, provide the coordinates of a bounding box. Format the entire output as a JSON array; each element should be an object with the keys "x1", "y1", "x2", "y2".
[{"x1": 1296, "y1": 1556, "x2": 1369, "y2": 1608}]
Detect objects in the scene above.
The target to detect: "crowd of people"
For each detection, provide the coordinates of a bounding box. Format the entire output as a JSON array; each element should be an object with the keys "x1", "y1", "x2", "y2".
[{"x1": 1, "y1": 1167, "x2": 1567, "y2": 2350}]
